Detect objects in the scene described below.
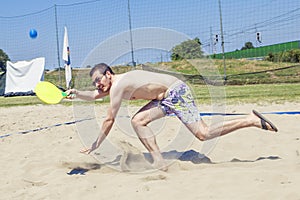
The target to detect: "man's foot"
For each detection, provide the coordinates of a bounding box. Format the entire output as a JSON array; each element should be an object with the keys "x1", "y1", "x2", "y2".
[
  {"x1": 151, "y1": 151, "x2": 168, "y2": 172},
  {"x1": 252, "y1": 110, "x2": 278, "y2": 132},
  {"x1": 152, "y1": 160, "x2": 168, "y2": 172}
]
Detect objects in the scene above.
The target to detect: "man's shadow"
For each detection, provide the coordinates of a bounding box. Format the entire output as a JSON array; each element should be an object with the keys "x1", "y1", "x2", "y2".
[
  {"x1": 66, "y1": 149, "x2": 281, "y2": 175},
  {"x1": 144, "y1": 149, "x2": 281, "y2": 164}
]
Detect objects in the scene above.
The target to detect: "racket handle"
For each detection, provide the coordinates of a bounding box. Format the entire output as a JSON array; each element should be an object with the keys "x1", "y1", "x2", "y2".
[
  {"x1": 62, "y1": 92, "x2": 68, "y2": 97},
  {"x1": 62, "y1": 91, "x2": 76, "y2": 99}
]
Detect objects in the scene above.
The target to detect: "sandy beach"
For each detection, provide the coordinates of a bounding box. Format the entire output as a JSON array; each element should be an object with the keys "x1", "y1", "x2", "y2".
[{"x1": 0, "y1": 102, "x2": 300, "y2": 200}]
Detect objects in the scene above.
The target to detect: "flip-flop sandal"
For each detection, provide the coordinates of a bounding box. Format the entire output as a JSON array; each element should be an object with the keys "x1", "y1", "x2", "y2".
[{"x1": 252, "y1": 110, "x2": 278, "y2": 132}]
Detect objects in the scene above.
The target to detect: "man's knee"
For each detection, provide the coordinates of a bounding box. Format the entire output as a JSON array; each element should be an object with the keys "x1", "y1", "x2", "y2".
[
  {"x1": 194, "y1": 126, "x2": 209, "y2": 141},
  {"x1": 191, "y1": 120, "x2": 210, "y2": 141},
  {"x1": 195, "y1": 131, "x2": 207, "y2": 141},
  {"x1": 131, "y1": 115, "x2": 147, "y2": 128}
]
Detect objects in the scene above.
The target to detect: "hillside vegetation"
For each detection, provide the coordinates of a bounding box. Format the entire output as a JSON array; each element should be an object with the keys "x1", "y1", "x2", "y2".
[{"x1": 1, "y1": 59, "x2": 299, "y2": 107}]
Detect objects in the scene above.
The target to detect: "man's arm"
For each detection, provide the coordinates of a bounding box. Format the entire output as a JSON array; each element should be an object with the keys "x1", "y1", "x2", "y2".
[
  {"x1": 80, "y1": 87, "x2": 124, "y2": 154},
  {"x1": 80, "y1": 107, "x2": 115, "y2": 154},
  {"x1": 66, "y1": 88, "x2": 108, "y2": 101}
]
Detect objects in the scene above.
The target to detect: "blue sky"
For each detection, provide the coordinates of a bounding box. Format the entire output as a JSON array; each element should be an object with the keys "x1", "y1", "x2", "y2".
[
  {"x1": 1, "y1": 0, "x2": 299, "y2": 69},
  {"x1": 1, "y1": 0, "x2": 80, "y2": 16}
]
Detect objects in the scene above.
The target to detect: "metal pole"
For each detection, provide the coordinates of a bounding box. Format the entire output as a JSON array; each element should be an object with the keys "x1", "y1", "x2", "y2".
[
  {"x1": 210, "y1": 26, "x2": 213, "y2": 55},
  {"x1": 127, "y1": 0, "x2": 136, "y2": 67},
  {"x1": 54, "y1": 4, "x2": 62, "y2": 86},
  {"x1": 218, "y1": 0, "x2": 226, "y2": 82}
]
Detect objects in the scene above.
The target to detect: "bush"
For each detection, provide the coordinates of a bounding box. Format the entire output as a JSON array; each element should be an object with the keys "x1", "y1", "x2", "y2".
[{"x1": 265, "y1": 49, "x2": 300, "y2": 63}]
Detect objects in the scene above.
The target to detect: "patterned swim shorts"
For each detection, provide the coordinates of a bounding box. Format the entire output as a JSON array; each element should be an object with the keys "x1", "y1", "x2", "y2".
[{"x1": 150, "y1": 81, "x2": 201, "y2": 124}]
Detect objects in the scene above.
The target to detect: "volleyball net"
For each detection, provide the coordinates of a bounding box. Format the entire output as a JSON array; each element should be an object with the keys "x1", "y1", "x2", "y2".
[{"x1": 0, "y1": 0, "x2": 299, "y2": 86}]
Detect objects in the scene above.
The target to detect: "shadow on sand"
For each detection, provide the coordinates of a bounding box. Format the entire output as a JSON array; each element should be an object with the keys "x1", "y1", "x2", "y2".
[
  {"x1": 145, "y1": 149, "x2": 280, "y2": 164},
  {"x1": 66, "y1": 149, "x2": 281, "y2": 175}
]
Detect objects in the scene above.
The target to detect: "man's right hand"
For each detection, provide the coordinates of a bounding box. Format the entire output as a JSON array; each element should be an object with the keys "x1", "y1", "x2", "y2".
[{"x1": 65, "y1": 89, "x2": 77, "y2": 99}]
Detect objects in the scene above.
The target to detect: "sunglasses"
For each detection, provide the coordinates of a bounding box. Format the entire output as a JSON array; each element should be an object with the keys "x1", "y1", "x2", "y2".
[{"x1": 92, "y1": 74, "x2": 107, "y2": 86}]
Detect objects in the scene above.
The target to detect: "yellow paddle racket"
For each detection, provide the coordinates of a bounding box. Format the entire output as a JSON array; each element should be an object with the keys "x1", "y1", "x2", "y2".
[{"x1": 34, "y1": 81, "x2": 68, "y2": 104}]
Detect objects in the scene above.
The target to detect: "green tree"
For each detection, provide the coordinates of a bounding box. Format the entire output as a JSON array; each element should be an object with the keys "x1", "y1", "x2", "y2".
[
  {"x1": 171, "y1": 38, "x2": 204, "y2": 61},
  {"x1": 241, "y1": 42, "x2": 254, "y2": 50},
  {"x1": 0, "y1": 49, "x2": 10, "y2": 71}
]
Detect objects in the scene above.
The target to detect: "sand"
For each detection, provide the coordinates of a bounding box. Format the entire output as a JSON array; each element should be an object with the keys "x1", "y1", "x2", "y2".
[{"x1": 0, "y1": 102, "x2": 300, "y2": 200}]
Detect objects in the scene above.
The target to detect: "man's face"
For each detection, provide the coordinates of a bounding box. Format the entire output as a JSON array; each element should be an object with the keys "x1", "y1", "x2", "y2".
[{"x1": 91, "y1": 70, "x2": 111, "y2": 92}]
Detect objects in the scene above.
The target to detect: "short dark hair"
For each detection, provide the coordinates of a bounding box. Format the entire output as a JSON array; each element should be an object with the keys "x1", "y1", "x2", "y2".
[{"x1": 89, "y1": 63, "x2": 115, "y2": 77}]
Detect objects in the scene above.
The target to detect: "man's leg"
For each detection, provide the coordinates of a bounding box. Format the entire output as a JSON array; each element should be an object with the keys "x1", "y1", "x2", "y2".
[
  {"x1": 185, "y1": 111, "x2": 277, "y2": 141},
  {"x1": 131, "y1": 101, "x2": 167, "y2": 171}
]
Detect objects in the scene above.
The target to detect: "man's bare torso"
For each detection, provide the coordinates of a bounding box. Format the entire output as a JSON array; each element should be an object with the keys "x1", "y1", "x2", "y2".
[{"x1": 112, "y1": 70, "x2": 179, "y2": 101}]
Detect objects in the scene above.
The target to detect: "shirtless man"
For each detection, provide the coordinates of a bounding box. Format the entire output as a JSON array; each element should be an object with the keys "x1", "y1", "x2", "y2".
[{"x1": 67, "y1": 63, "x2": 278, "y2": 171}]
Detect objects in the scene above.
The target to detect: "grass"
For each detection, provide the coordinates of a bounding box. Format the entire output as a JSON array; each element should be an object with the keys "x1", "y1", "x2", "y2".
[
  {"x1": 193, "y1": 83, "x2": 300, "y2": 104},
  {"x1": 1, "y1": 83, "x2": 299, "y2": 107},
  {"x1": 155, "y1": 59, "x2": 300, "y2": 84},
  {"x1": 1, "y1": 59, "x2": 299, "y2": 107}
]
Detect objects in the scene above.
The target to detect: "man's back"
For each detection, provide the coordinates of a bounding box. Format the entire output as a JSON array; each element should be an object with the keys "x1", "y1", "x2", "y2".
[
  {"x1": 112, "y1": 70, "x2": 179, "y2": 100},
  {"x1": 120, "y1": 70, "x2": 178, "y2": 88}
]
